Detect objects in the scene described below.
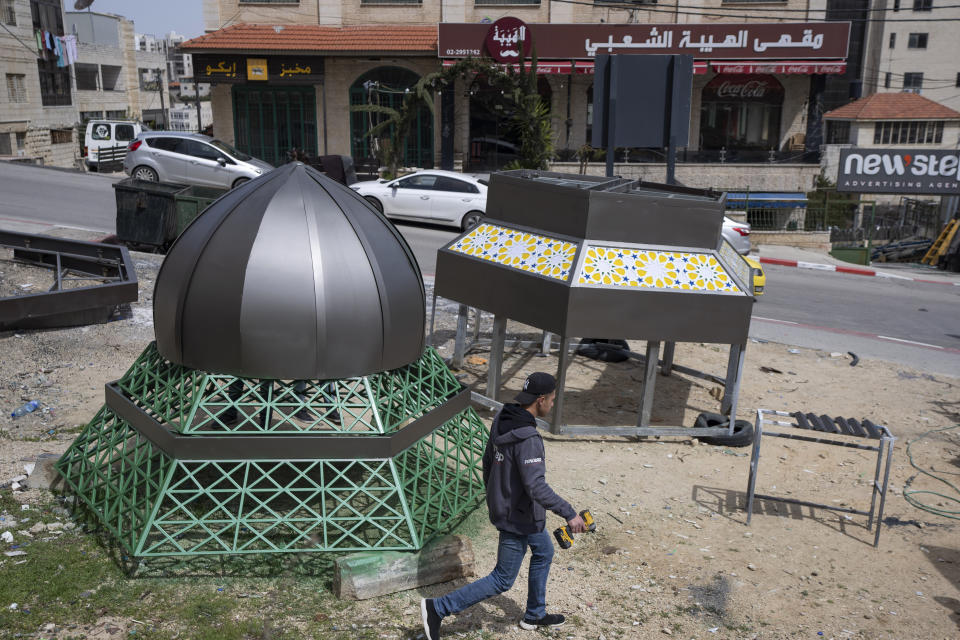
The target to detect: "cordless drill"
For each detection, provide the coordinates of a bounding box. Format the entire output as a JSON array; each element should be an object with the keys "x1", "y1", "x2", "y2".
[{"x1": 553, "y1": 510, "x2": 596, "y2": 549}]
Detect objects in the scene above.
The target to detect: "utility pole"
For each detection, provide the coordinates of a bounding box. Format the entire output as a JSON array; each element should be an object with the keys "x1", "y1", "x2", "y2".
[
  {"x1": 194, "y1": 77, "x2": 202, "y2": 132},
  {"x1": 156, "y1": 67, "x2": 166, "y2": 129}
]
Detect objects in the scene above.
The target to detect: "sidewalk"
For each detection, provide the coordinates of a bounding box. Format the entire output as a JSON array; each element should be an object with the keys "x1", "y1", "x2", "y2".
[{"x1": 752, "y1": 244, "x2": 960, "y2": 286}]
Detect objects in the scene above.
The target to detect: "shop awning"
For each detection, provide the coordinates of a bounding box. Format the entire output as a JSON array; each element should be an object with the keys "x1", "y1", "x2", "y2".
[
  {"x1": 711, "y1": 61, "x2": 846, "y2": 75},
  {"x1": 441, "y1": 60, "x2": 709, "y2": 75},
  {"x1": 725, "y1": 192, "x2": 808, "y2": 209}
]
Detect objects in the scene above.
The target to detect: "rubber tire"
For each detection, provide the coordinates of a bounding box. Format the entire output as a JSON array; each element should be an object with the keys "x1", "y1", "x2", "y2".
[
  {"x1": 232, "y1": 177, "x2": 250, "y2": 189},
  {"x1": 364, "y1": 196, "x2": 384, "y2": 213},
  {"x1": 461, "y1": 211, "x2": 483, "y2": 231},
  {"x1": 693, "y1": 411, "x2": 755, "y2": 447},
  {"x1": 132, "y1": 165, "x2": 158, "y2": 182}
]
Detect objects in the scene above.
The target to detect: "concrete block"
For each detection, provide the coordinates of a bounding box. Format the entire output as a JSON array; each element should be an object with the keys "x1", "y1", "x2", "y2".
[
  {"x1": 333, "y1": 534, "x2": 475, "y2": 600},
  {"x1": 25, "y1": 453, "x2": 63, "y2": 491}
]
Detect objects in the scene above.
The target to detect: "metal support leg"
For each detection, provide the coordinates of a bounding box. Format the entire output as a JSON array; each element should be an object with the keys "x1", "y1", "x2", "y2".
[
  {"x1": 428, "y1": 290, "x2": 438, "y2": 347},
  {"x1": 453, "y1": 304, "x2": 468, "y2": 369},
  {"x1": 552, "y1": 335, "x2": 572, "y2": 434},
  {"x1": 745, "y1": 411, "x2": 763, "y2": 525},
  {"x1": 541, "y1": 331, "x2": 553, "y2": 356},
  {"x1": 472, "y1": 307, "x2": 481, "y2": 342},
  {"x1": 636, "y1": 341, "x2": 660, "y2": 428},
  {"x1": 721, "y1": 344, "x2": 747, "y2": 435},
  {"x1": 873, "y1": 435, "x2": 895, "y2": 547},
  {"x1": 486, "y1": 315, "x2": 507, "y2": 401},
  {"x1": 720, "y1": 343, "x2": 741, "y2": 415},
  {"x1": 661, "y1": 341, "x2": 675, "y2": 376},
  {"x1": 867, "y1": 433, "x2": 888, "y2": 529}
]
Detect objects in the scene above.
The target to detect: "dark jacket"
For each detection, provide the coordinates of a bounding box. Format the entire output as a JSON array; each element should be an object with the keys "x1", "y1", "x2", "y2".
[{"x1": 482, "y1": 403, "x2": 576, "y2": 535}]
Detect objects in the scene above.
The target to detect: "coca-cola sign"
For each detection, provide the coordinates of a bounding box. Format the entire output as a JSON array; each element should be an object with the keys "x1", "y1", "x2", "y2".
[
  {"x1": 484, "y1": 17, "x2": 532, "y2": 64},
  {"x1": 716, "y1": 80, "x2": 768, "y2": 98},
  {"x1": 704, "y1": 74, "x2": 783, "y2": 103}
]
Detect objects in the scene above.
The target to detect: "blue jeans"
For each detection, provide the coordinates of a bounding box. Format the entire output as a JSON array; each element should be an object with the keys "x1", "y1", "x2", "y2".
[{"x1": 433, "y1": 529, "x2": 554, "y2": 621}]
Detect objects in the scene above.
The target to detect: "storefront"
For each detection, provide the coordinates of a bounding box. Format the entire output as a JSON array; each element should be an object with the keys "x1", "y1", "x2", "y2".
[
  {"x1": 439, "y1": 19, "x2": 850, "y2": 167},
  {"x1": 184, "y1": 25, "x2": 438, "y2": 168}
]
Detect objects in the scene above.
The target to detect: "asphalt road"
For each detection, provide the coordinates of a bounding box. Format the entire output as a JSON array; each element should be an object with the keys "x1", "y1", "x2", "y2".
[{"x1": 1, "y1": 161, "x2": 958, "y2": 374}]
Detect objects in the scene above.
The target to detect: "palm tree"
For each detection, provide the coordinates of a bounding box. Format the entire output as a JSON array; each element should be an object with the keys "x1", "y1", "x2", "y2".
[{"x1": 350, "y1": 72, "x2": 440, "y2": 178}]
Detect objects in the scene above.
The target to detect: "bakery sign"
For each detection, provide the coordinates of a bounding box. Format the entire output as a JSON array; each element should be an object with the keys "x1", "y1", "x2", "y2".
[
  {"x1": 837, "y1": 148, "x2": 960, "y2": 195},
  {"x1": 438, "y1": 22, "x2": 850, "y2": 60},
  {"x1": 194, "y1": 54, "x2": 324, "y2": 83}
]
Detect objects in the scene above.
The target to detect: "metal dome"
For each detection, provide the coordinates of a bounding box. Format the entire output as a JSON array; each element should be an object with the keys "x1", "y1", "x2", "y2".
[{"x1": 153, "y1": 162, "x2": 425, "y2": 380}]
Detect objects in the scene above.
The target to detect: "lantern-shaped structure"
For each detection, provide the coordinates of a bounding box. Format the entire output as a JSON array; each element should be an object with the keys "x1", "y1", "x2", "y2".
[{"x1": 57, "y1": 164, "x2": 488, "y2": 557}]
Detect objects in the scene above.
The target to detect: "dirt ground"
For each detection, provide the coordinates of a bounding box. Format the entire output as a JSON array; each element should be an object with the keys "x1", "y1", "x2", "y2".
[{"x1": 1, "y1": 237, "x2": 959, "y2": 639}]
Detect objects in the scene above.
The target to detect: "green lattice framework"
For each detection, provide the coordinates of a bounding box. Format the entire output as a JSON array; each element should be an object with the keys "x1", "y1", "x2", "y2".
[{"x1": 56, "y1": 343, "x2": 488, "y2": 557}]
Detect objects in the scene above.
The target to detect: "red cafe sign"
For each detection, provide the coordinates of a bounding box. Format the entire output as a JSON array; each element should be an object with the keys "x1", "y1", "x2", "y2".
[
  {"x1": 439, "y1": 22, "x2": 850, "y2": 61},
  {"x1": 703, "y1": 74, "x2": 783, "y2": 103},
  {"x1": 484, "y1": 17, "x2": 532, "y2": 63}
]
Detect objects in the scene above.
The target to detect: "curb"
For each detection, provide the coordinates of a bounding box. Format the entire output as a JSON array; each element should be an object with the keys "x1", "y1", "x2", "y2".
[{"x1": 756, "y1": 257, "x2": 960, "y2": 286}]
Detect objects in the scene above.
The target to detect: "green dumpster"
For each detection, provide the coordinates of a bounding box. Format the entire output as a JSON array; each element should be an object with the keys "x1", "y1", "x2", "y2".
[
  {"x1": 830, "y1": 246, "x2": 871, "y2": 266},
  {"x1": 113, "y1": 178, "x2": 187, "y2": 247},
  {"x1": 174, "y1": 185, "x2": 227, "y2": 237}
]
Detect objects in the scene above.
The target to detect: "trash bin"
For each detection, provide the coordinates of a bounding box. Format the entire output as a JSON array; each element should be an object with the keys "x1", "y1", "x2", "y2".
[
  {"x1": 174, "y1": 185, "x2": 227, "y2": 237},
  {"x1": 113, "y1": 178, "x2": 186, "y2": 247}
]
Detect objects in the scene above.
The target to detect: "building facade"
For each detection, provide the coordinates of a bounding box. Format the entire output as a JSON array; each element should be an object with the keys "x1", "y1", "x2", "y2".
[
  {"x1": 183, "y1": 0, "x2": 859, "y2": 180},
  {"x1": 0, "y1": 0, "x2": 78, "y2": 166},
  {"x1": 861, "y1": 0, "x2": 960, "y2": 112}
]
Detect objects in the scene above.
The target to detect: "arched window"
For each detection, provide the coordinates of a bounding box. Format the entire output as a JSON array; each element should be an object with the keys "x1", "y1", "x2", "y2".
[
  {"x1": 349, "y1": 67, "x2": 434, "y2": 169},
  {"x1": 699, "y1": 74, "x2": 784, "y2": 151}
]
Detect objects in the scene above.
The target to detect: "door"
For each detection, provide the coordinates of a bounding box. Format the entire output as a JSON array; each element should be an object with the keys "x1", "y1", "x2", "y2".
[
  {"x1": 181, "y1": 139, "x2": 232, "y2": 188},
  {"x1": 144, "y1": 136, "x2": 188, "y2": 182},
  {"x1": 429, "y1": 176, "x2": 482, "y2": 223},
  {"x1": 233, "y1": 86, "x2": 317, "y2": 167},
  {"x1": 385, "y1": 174, "x2": 437, "y2": 220}
]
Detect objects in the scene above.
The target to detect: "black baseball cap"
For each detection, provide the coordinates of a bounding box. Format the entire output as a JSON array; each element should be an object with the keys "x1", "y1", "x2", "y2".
[{"x1": 514, "y1": 372, "x2": 557, "y2": 406}]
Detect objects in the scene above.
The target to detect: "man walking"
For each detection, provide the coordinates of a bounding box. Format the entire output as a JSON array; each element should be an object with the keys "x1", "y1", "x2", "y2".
[{"x1": 421, "y1": 372, "x2": 586, "y2": 639}]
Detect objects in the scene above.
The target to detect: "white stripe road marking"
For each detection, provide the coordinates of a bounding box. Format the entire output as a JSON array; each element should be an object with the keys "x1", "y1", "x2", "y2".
[
  {"x1": 877, "y1": 336, "x2": 944, "y2": 349},
  {"x1": 875, "y1": 272, "x2": 912, "y2": 280},
  {"x1": 797, "y1": 262, "x2": 836, "y2": 271},
  {"x1": 754, "y1": 316, "x2": 799, "y2": 325}
]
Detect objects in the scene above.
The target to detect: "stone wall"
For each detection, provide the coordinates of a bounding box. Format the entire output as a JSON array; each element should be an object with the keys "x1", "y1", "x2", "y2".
[
  {"x1": 750, "y1": 230, "x2": 831, "y2": 251},
  {"x1": 550, "y1": 161, "x2": 821, "y2": 192}
]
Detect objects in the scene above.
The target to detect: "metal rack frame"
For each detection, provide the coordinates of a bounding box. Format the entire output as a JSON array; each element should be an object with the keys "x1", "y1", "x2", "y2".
[{"x1": 746, "y1": 409, "x2": 895, "y2": 547}]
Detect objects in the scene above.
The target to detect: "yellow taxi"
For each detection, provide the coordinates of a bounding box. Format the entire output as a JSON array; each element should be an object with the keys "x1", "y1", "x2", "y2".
[{"x1": 744, "y1": 256, "x2": 765, "y2": 296}]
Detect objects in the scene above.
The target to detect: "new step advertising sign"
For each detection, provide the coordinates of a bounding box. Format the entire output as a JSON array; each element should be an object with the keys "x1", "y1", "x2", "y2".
[{"x1": 837, "y1": 149, "x2": 960, "y2": 195}]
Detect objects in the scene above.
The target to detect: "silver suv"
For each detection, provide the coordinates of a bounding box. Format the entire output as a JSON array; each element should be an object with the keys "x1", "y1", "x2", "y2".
[{"x1": 123, "y1": 132, "x2": 274, "y2": 189}]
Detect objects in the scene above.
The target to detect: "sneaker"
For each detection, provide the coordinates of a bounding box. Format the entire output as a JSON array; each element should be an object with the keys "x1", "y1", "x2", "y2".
[
  {"x1": 421, "y1": 598, "x2": 441, "y2": 640},
  {"x1": 519, "y1": 613, "x2": 565, "y2": 630}
]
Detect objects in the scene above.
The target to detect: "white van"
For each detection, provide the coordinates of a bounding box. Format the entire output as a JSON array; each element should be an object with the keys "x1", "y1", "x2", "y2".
[{"x1": 84, "y1": 121, "x2": 145, "y2": 170}]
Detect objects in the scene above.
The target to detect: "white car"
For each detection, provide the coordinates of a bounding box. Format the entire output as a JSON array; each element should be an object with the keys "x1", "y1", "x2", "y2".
[
  {"x1": 722, "y1": 216, "x2": 752, "y2": 255},
  {"x1": 350, "y1": 170, "x2": 487, "y2": 231}
]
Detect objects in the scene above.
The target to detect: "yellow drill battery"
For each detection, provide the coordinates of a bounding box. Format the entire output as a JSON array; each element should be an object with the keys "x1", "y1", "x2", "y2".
[{"x1": 554, "y1": 510, "x2": 596, "y2": 549}]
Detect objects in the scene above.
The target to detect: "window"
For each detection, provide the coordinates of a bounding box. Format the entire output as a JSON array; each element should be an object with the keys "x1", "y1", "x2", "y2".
[
  {"x1": 91, "y1": 123, "x2": 111, "y2": 140},
  {"x1": 6, "y1": 74, "x2": 26, "y2": 102},
  {"x1": 903, "y1": 72, "x2": 923, "y2": 89},
  {"x1": 115, "y1": 124, "x2": 136, "y2": 142},
  {"x1": 31, "y1": 0, "x2": 70, "y2": 106},
  {"x1": 908, "y1": 33, "x2": 928, "y2": 48},
  {"x1": 0, "y1": 134, "x2": 10, "y2": 156},
  {"x1": 146, "y1": 137, "x2": 185, "y2": 152},
  {"x1": 75, "y1": 63, "x2": 99, "y2": 91},
  {"x1": 50, "y1": 129, "x2": 72, "y2": 145},
  {"x1": 956, "y1": 72, "x2": 960, "y2": 87},
  {"x1": 359, "y1": 0, "x2": 421, "y2": 3},
  {"x1": 397, "y1": 175, "x2": 438, "y2": 189},
  {"x1": 825, "y1": 121, "x2": 851, "y2": 144},
  {"x1": 15, "y1": 132, "x2": 25, "y2": 151},
  {"x1": 435, "y1": 176, "x2": 480, "y2": 194},
  {"x1": 2, "y1": 0, "x2": 15, "y2": 25},
  {"x1": 36, "y1": 59, "x2": 71, "y2": 106},
  {"x1": 873, "y1": 120, "x2": 943, "y2": 144},
  {"x1": 912, "y1": 0, "x2": 932, "y2": 9},
  {"x1": 889, "y1": 33, "x2": 896, "y2": 49},
  {"x1": 183, "y1": 139, "x2": 221, "y2": 161},
  {"x1": 239, "y1": 0, "x2": 298, "y2": 3},
  {"x1": 894, "y1": 0, "x2": 900, "y2": 9},
  {"x1": 885, "y1": 72, "x2": 891, "y2": 88}
]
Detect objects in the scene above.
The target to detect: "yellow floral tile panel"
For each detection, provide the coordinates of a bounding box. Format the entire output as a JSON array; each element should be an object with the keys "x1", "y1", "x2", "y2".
[
  {"x1": 577, "y1": 247, "x2": 740, "y2": 293},
  {"x1": 450, "y1": 224, "x2": 578, "y2": 282}
]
